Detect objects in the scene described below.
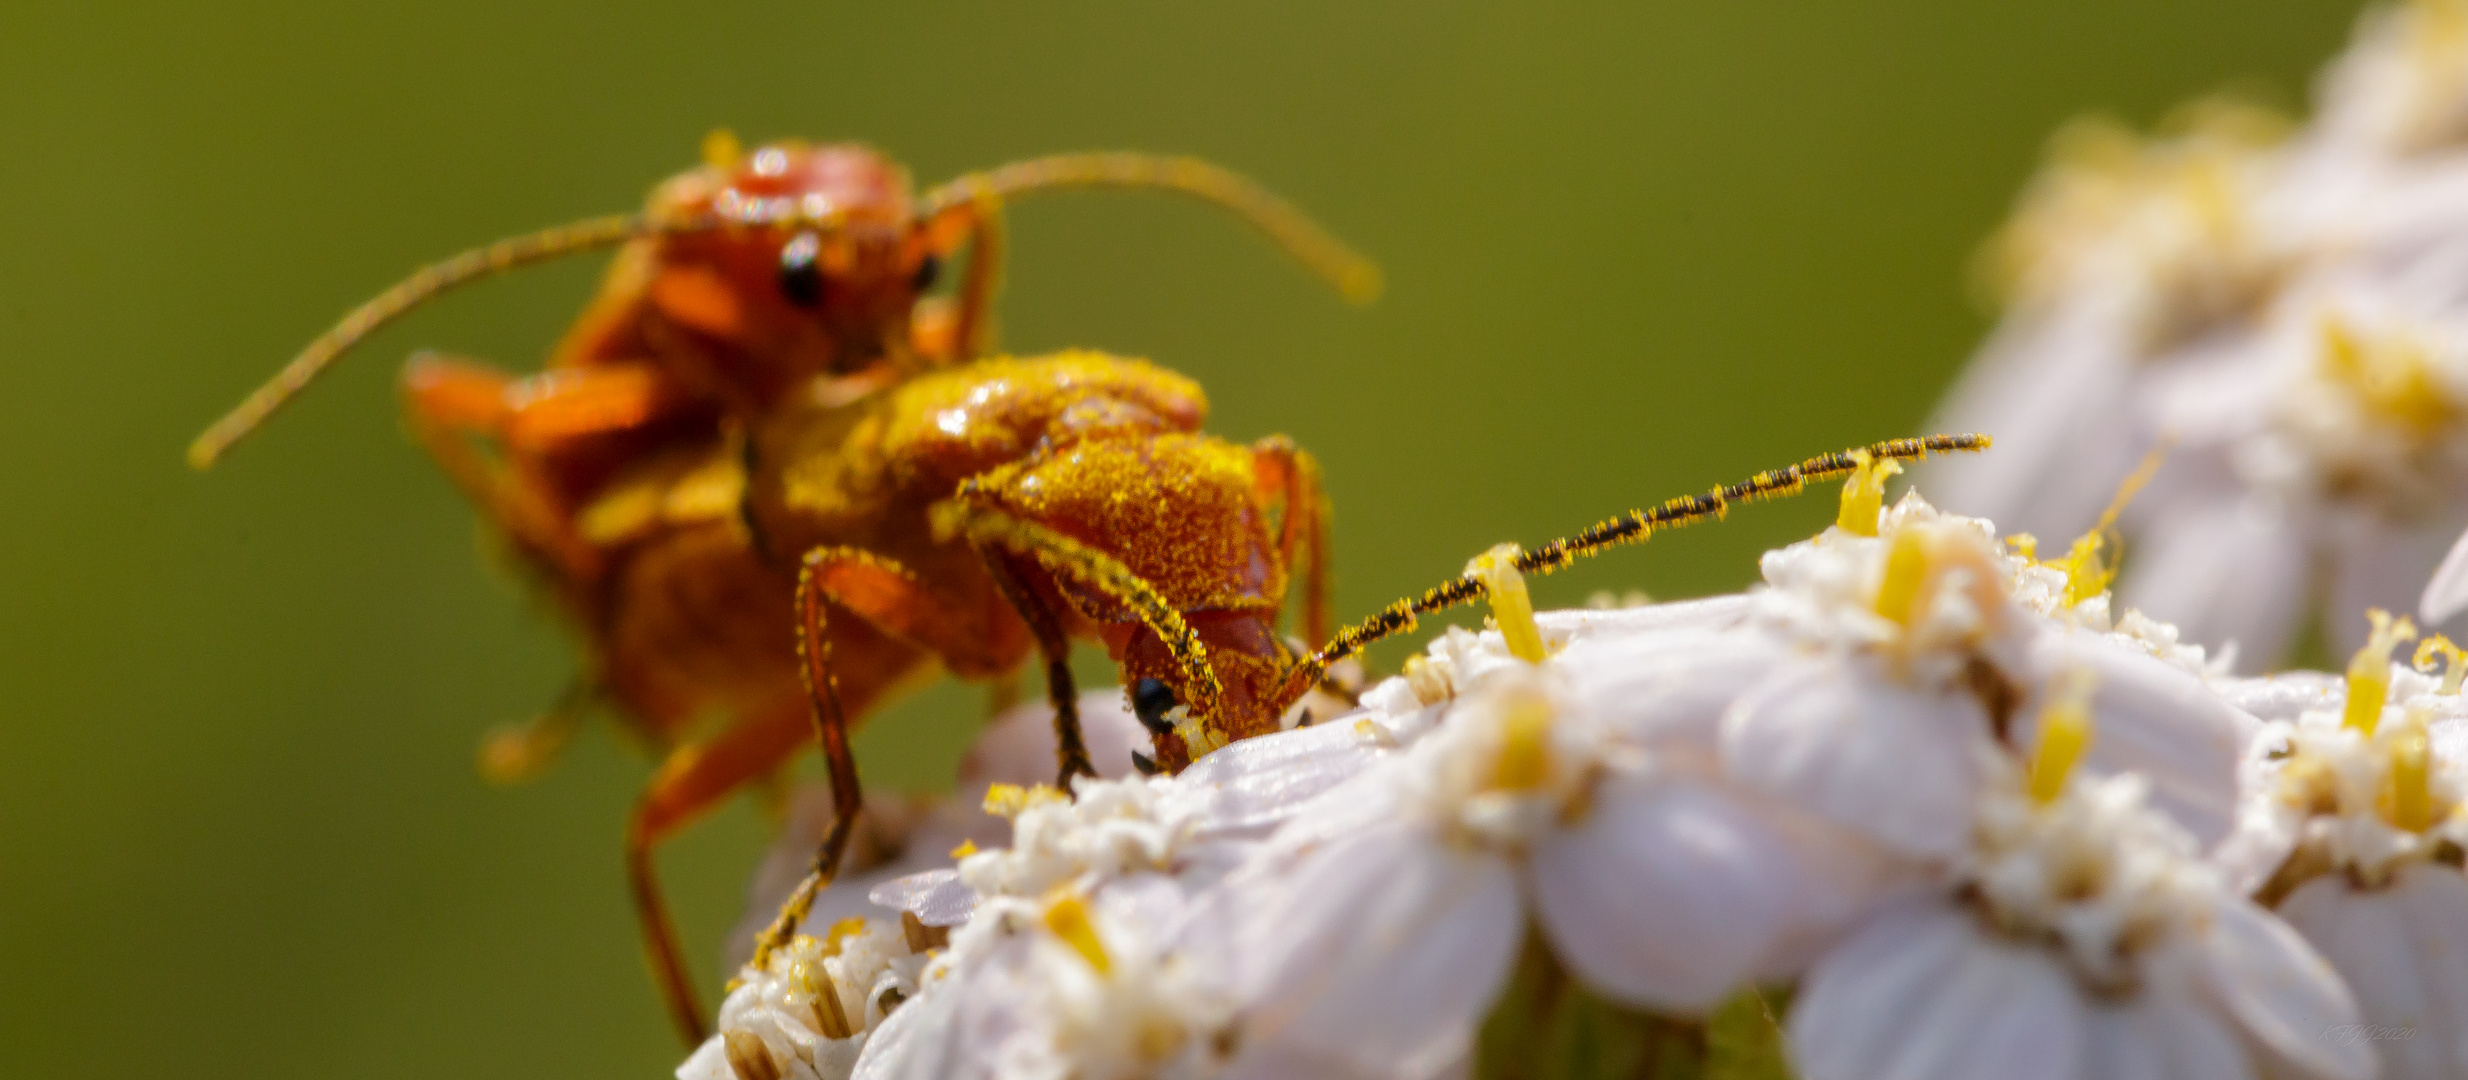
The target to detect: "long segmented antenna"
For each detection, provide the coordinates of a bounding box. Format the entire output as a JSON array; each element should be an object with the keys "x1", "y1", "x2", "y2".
[
  {"x1": 933, "y1": 500, "x2": 1226, "y2": 721},
  {"x1": 1278, "y1": 434, "x2": 1992, "y2": 699},
  {"x1": 922, "y1": 152, "x2": 1383, "y2": 303},
  {"x1": 187, "y1": 213, "x2": 655, "y2": 469}
]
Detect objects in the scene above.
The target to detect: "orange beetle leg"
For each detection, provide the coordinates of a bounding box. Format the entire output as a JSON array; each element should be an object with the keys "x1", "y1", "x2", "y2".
[
  {"x1": 746, "y1": 547, "x2": 1031, "y2": 975},
  {"x1": 627, "y1": 696, "x2": 815, "y2": 1047},
  {"x1": 500, "y1": 363, "x2": 698, "y2": 453},
  {"x1": 915, "y1": 191, "x2": 1005, "y2": 363},
  {"x1": 976, "y1": 545, "x2": 1092, "y2": 785},
  {"x1": 398, "y1": 353, "x2": 602, "y2": 585},
  {"x1": 1251, "y1": 435, "x2": 1335, "y2": 648}
]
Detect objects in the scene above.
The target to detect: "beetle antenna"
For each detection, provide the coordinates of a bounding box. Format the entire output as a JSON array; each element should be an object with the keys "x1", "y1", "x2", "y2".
[
  {"x1": 920, "y1": 153, "x2": 1383, "y2": 304},
  {"x1": 932, "y1": 498, "x2": 1226, "y2": 723},
  {"x1": 1274, "y1": 433, "x2": 1994, "y2": 702},
  {"x1": 188, "y1": 213, "x2": 652, "y2": 468}
]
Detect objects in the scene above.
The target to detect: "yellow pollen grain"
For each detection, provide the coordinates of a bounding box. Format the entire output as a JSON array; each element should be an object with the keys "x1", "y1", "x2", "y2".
[
  {"x1": 2415, "y1": 634, "x2": 2468, "y2": 695},
  {"x1": 949, "y1": 839, "x2": 979, "y2": 859},
  {"x1": 823, "y1": 917, "x2": 867, "y2": 956},
  {"x1": 982, "y1": 782, "x2": 1066, "y2": 819},
  {"x1": 1041, "y1": 893, "x2": 1111, "y2": 975},
  {"x1": 2345, "y1": 608, "x2": 2417, "y2": 735},
  {"x1": 1469, "y1": 543, "x2": 1547, "y2": 663},
  {"x1": 2051, "y1": 531, "x2": 2115, "y2": 608},
  {"x1": 1834, "y1": 450, "x2": 1900, "y2": 536},
  {"x1": 2028, "y1": 670, "x2": 2098, "y2": 804},
  {"x1": 1872, "y1": 527, "x2": 1932, "y2": 625},
  {"x1": 1487, "y1": 695, "x2": 1557, "y2": 793}
]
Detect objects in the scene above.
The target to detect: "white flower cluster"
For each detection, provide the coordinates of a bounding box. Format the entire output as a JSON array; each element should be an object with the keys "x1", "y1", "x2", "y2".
[
  {"x1": 676, "y1": 484, "x2": 2468, "y2": 1080},
  {"x1": 1926, "y1": 0, "x2": 2468, "y2": 669}
]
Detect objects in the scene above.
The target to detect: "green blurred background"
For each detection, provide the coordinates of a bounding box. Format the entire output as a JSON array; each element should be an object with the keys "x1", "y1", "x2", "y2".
[{"x1": 0, "y1": 2, "x2": 2365, "y2": 1077}]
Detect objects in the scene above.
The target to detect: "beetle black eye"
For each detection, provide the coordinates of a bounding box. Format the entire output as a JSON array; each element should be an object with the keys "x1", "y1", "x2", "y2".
[
  {"x1": 778, "y1": 231, "x2": 823, "y2": 307},
  {"x1": 911, "y1": 253, "x2": 941, "y2": 293},
  {"x1": 1131, "y1": 677, "x2": 1179, "y2": 736}
]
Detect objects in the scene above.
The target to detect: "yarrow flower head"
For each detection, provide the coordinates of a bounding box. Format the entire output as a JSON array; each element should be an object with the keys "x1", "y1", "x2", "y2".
[
  {"x1": 670, "y1": 468, "x2": 2360, "y2": 1080},
  {"x1": 2213, "y1": 616, "x2": 2468, "y2": 1080},
  {"x1": 1726, "y1": 487, "x2": 2252, "y2": 860},
  {"x1": 1791, "y1": 748, "x2": 2372, "y2": 1080},
  {"x1": 677, "y1": 917, "x2": 931, "y2": 1080},
  {"x1": 1928, "y1": 0, "x2": 2468, "y2": 670}
]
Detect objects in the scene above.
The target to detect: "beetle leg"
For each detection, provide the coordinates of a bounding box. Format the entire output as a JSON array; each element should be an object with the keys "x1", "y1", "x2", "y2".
[
  {"x1": 627, "y1": 695, "x2": 815, "y2": 1046},
  {"x1": 475, "y1": 676, "x2": 600, "y2": 784},
  {"x1": 935, "y1": 499, "x2": 1229, "y2": 777},
  {"x1": 937, "y1": 190, "x2": 1005, "y2": 361},
  {"x1": 400, "y1": 354, "x2": 603, "y2": 584},
  {"x1": 1250, "y1": 435, "x2": 1335, "y2": 648},
  {"x1": 976, "y1": 545, "x2": 1093, "y2": 785},
  {"x1": 746, "y1": 547, "x2": 1031, "y2": 973}
]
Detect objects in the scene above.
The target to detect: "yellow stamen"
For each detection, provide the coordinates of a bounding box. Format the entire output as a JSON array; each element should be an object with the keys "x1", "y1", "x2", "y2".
[
  {"x1": 2027, "y1": 669, "x2": 2099, "y2": 804},
  {"x1": 1834, "y1": 450, "x2": 1901, "y2": 537},
  {"x1": 1486, "y1": 693, "x2": 1557, "y2": 793},
  {"x1": 723, "y1": 1029, "x2": 783, "y2": 1080},
  {"x1": 2320, "y1": 315, "x2": 2458, "y2": 440},
  {"x1": 2414, "y1": 634, "x2": 2468, "y2": 695},
  {"x1": 2051, "y1": 531, "x2": 2116, "y2": 608},
  {"x1": 783, "y1": 935, "x2": 857, "y2": 1039},
  {"x1": 1469, "y1": 543, "x2": 1547, "y2": 663},
  {"x1": 901, "y1": 910, "x2": 949, "y2": 954},
  {"x1": 2004, "y1": 533, "x2": 2040, "y2": 561},
  {"x1": 2384, "y1": 708, "x2": 2437, "y2": 833},
  {"x1": 2048, "y1": 438, "x2": 2170, "y2": 606},
  {"x1": 1041, "y1": 893, "x2": 1111, "y2": 975},
  {"x1": 2345, "y1": 609, "x2": 2418, "y2": 734},
  {"x1": 702, "y1": 128, "x2": 744, "y2": 171},
  {"x1": 1872, "y1": 526, "x2": 1931, "y2": 625},
  {"x1": 982, "y1": 782, "x2": 1067, "y2": 819},
  {"x1": 949, "y1": 839, "x2": 979, "y2": 859},
  {"x1": 823, "y1": 917, "x2": 867, "y2": 956}
]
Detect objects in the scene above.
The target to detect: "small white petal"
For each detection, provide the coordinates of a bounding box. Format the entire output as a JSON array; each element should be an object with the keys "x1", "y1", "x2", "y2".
[
  {"x1": 2079, "y1": 993, "x2": 2249, "y2": 1080},
  {"x1": 676, "y1": 1037, "x2": 732, "y2": 1080},
  {"x1": 1528, "y1": 771, "x2": 1797, "y2": 1012},
  {"x1": 2020, "y1": 628, "x2": 2253, "y2": 846},
  {"x1": 1174, "y1": 718, "x2": 1392, "y2": 838},
  {"x1": 1232, "y1": 822, "x2": 1523, "y2": 1080},
  {"x1": 2203, "y1": 893, "x2": 2374, "y2": 1080},
  {"x1": 1748, "y1": 809, "x2": 1913, "y2": 982},
  {"x1": 1791, "y1": 902, "x2": 2083, "y2": 1080},
  {"x1": 2211, "y1": 672, "x2": 2345, "y2": 725},
  {"x1": 1722, "y1": 661, "x2": 1986, "y2": 859},
  {"x1": 1535, "y1": 594, "x2": 1755, "y2": 641},
  {"x1": 1219, "y1": 1041, "x2": 1468, "y2": 1080},
  {"x1": 1920, "y1": 302, "x2": 2147, "y2": 541},
  {"x1": 2420, "y1": 526, "x2": 2468, "y2": 624},
  {"x1": 1556, "y1": 628, "x2": 1787, "y2": 756},
  {"x1": 869, "y1": 869, "x2": 978, "y2": 928},
  {"x1": 2331, "y1": 510, "x2": 2468, "y2": 652},
  {"x1": 2116, "y1": 496, "x2": 2311, "y2": 674},
  {"x1": 2281, "y1": 866, "x2": 2468, "y2": 1080}
]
